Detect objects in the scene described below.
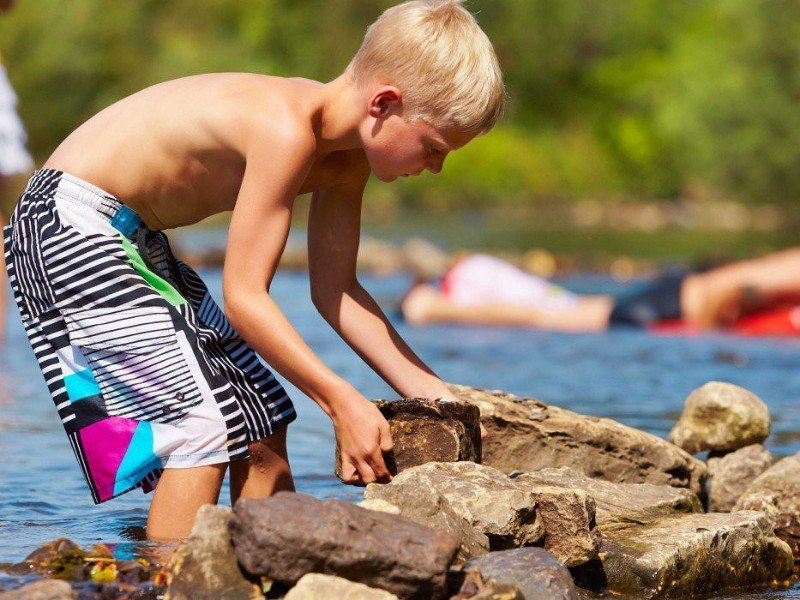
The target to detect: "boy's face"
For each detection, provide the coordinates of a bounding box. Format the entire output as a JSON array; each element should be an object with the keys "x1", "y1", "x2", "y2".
[{"x1": 360, "y1": 87, "x2": 475, "y2": 182}]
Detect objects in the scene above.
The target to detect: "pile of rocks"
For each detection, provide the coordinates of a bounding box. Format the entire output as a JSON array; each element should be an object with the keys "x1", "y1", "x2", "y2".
[{"x1": 4, "y1": 381, "x2": 798, "y2": 600}]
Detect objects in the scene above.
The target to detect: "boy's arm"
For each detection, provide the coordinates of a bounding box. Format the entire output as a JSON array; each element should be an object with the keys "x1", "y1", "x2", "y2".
[
  {"x1": 224, "y1": 129, "x2": 393, "y2": 485},
  {"x1": 308, "y1": 170, "x2": 460, "y2": 404}
]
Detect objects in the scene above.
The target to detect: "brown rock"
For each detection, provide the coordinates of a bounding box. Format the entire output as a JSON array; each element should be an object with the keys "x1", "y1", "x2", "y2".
[
  {"x1": 707, "y1": 444, "x2": 773, "y2": 512},
  {"x1": 576, "y1": 511, "x2": 793, "y2": 598},
  {"x1": 465, "y1": 548, "x2": 579, "y2": 600},
  {"x1": 668, "y1": 382, "x2": 771, "y2": 454},
  {"x1": 229, "y1": 492, "x2": 460, "y2": 600},
  {"x1": 450, "y1": 568, "x2": 522, "y2": 599},
  {"x1": 166, "y1": 504, "x2": 260, "y2": 600},
  {"x1": 734, "y1": 452, "x2": 800, "y2": 560},
  {"x1": 515, "y1": 467, "x2": 702, "y2": 525},
  {"x1": 336, "y1": 398, "x2": 481, "y2": 482},
  {"x1": 449, "y1": 385, "x2": 707, "y2": 497},
  {"x1": 284, "y1": 574, "x2": 398, "y2": 599},
  {"x1": 0, "y1": 580, "x2": 75, "y2": 599}
]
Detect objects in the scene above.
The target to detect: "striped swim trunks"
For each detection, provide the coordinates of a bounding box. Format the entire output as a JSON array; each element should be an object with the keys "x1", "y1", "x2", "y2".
[{"x1": 3, "y1": 169, "x2": 296, "y2": 503}]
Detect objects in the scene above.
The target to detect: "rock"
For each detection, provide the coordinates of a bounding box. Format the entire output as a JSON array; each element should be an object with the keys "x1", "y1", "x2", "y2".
[
  {"x1": 336, "y1": 398, "x2": 481, "y2": 482},
  {"x1": 465, "y1": 548, "x2": 579, "y2": 600},
  {"x1": 449, "y1": 385, "x2": 707, "y2": 497},
  {"x1": 515, "y1": 467, "x2": 702, "y2": 525},
  {"x1": 230, "y1": 492, "x2": 460, "y2": 600},
  {"x1": 734, "y1": 452, "x2": 800, "y2": 559},
  {"x1": 402, "y1": 238, "x2": 452, "y2": 279},
  {"x1": 668, "y1": 382, "x2": 771, "y2": 454},
  {"x1": 366, "y1": 462, "x2": 541, "y2": 552},
  {"x1": 366, "y1": 462, "x2": 600, "y2": 566},
  {"x1": 357, "y1": 237, "x2": 406, "y2": 275},
  {"x1": 7, "y1": 538, "x2": 86, "y2": 580},
  {"x1": 707, "y1": 444, "x2": 773, "y2": 511},
  {"x1": 0, "y1": 580, "x2": 75, "y2": 599},
  {"x1": 364, "y1": 469, "x2": 491, "y2": 562},
  {"x1": 357, "y1": 498, "x2": 401, "y2": 515},
  {"x1": 575, "y1": 511, "x2": 793, "y2": 598},
  {"x1": 166, "y1": 504, "x2": 260, "y2": 600},
  {"x1": 284, "y1": 573, "x2": 398, "y2": 599}
]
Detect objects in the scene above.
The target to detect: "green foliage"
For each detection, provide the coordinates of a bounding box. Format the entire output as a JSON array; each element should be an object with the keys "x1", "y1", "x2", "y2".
[{"x1": 1, "y1": 0, "x2": 798, "y2": 206}]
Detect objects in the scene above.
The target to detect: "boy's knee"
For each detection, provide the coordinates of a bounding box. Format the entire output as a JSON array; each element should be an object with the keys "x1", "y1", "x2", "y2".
[{"x1": 247, "y1": 427, "x2": 290, "y2": 466}]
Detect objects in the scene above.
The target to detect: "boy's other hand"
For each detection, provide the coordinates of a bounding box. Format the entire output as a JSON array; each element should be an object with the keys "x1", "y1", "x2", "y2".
[{"x1": 333, "y1": 396, "x2": 394, "y2": 485}]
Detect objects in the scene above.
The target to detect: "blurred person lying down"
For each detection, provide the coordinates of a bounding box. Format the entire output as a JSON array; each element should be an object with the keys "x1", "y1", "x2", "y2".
[{"x1": 400, "y1": 249, "x2": 800, "y2": 333}]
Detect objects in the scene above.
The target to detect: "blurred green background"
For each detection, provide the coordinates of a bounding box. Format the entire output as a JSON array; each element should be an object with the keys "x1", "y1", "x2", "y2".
[{"x1": 1, "y1": 0, "x2": 798, "y2": 261}]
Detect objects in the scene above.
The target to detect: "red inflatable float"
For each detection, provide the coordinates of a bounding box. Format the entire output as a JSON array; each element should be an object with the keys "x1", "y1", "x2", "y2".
[{"x1": 650, "y1": 306, "x2": 800, "y2": 337}]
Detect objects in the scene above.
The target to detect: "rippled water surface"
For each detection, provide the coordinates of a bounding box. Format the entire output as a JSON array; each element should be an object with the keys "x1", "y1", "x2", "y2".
[{"x1": 1, "y1": 270, "x2": 799, "y2": 598}]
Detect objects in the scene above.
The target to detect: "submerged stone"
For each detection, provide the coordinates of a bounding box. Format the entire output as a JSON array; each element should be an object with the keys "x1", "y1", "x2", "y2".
[{"x1": 574, "y1": 511, "x2": 793, "y2": 598}]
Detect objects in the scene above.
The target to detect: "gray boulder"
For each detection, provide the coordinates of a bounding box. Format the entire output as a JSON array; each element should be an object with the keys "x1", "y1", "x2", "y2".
[
  {"x1": 734, "y1": 452, "x2": 800, "y2": 560},
  {"x1": 284, "y1": 574, "x2": 398, "y2": 599},
  {"x1": 366, "y1": 462, "x2": 541, "y2": 551},
  {"x1": 449, "y1": 385, "x2": 707, "y2": 496},
  {"x1": 229, "y1": 492, "x2": 460, "y2": 600},
  {"x1": 668, "y1": 382, "x2": 771, "y2": 454},
  {"x1": 336, "y1": 398, "x2": 481, "y2": 482},
  {"x1": 0, "y1": 580, "x2": 75, "y2": 599},
  {"x1": 166, "y1": 505, "x2": 260, "y2": 600},
  {"x1": 707, "y1": 444, "x2": 773, "y2": 512},
  {"x1": 365, "y1": 462, "x2": 600, "y2": 566},
  {"x1": 515, "y1": 467, "x2": 702, "y2": 525},
  {"x1": 363, "y1": 471, "x2": 490, "y2": 562},
  {"x1": 465, "y1": 548, "x2": 579, "y2": 600},
  {"x1": 575, "y1": 511, "x2": 793, "y2": 598}
]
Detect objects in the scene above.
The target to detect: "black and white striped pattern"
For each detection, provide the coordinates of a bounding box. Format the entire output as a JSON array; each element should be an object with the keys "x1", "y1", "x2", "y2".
[{"x1": 4, "y1": 169, "x2": 296, "y2": 502}]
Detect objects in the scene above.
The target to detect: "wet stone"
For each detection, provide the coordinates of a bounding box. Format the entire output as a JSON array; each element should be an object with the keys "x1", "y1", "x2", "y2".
[
  {"x1": 0, "y1": 579, "x2": 76, "y2": 599},
  {"x1": 465, "y1": 548, "x2": 579, "y2": 600}
]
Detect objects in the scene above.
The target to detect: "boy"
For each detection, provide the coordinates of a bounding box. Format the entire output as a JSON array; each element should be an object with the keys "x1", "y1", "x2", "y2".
[{"x1": 3, "y1": 0, "x2": 505, "y2": 540}]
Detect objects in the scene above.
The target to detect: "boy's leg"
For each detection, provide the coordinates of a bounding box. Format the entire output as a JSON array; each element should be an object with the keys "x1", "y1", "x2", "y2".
[
  {"x1": 230, "y1": 426, "x2": 295, "y2": 504},
  {"x1": 146, "y1": 463, "x2": 227, "y2": 541}
]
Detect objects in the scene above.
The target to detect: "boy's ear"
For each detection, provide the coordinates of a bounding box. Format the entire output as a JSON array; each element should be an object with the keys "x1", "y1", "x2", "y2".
[{"x1": 368, "y1": 86, "x2": 402, "y2": 119}]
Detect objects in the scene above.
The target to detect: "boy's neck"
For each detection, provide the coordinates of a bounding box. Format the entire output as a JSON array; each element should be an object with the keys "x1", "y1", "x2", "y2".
[{"x1": 315, "y1": 73, "x2": 366, "y2": 154}]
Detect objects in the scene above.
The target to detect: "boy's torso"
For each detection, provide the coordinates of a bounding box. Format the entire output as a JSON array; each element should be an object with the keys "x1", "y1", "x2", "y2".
[{"x1": 43, "y1": 73, "x2": 368, "y2": 230}]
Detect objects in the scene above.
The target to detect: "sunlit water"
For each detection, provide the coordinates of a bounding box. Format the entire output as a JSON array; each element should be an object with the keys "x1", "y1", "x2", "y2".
[{"x1": 1, "y1": 269, "x2": 799, "y2": 598}]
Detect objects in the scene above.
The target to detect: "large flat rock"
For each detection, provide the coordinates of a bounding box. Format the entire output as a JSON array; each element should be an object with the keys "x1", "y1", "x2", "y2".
[
  {"x1": 229, "y1": 492, "x2": 460, "y2": 600},
  {"x1": 449, "y1": 385, "x2": 707, "y2": 497},
  {"x1": 365, "y1": 462, "x2": 600, "y2": 566},
  {"x1": 574, "y1": 511, "x2": 793, "y2": 598},
  {"x1": 284, "y1": 574, "x2": 398, "y2": 599},
  {"x1": 515, "y1": 467, "x2": 702, "y2": 525}
]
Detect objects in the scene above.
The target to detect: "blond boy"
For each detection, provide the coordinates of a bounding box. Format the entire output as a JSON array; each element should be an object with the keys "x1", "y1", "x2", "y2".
[{"x1": 3, "y1": 0, "x2": 504, "y2": 539}]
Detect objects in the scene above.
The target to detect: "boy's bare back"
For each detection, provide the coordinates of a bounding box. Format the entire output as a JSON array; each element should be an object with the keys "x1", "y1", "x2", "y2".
[{"x1": 45, "y1": 73, "x2": 366, "y2": 230}]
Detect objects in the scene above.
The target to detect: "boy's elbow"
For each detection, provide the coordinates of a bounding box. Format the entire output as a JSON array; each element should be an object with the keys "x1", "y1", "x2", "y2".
[{"x1": 310, "y1": 279, "x2": 355, "y2": 319}]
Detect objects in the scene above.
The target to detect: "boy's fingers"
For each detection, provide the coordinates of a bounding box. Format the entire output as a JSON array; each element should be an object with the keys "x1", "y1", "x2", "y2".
[
  {"x1": 365, "y1": 450, "x2": 391, "y2": 483},
  {"x1": 356, "y1": 459, "x2": 377, "y2": 485},
  {"x1": 341, "y1": 457, "x2": 362, "y2": 484},
  {"x1": 480, "y1": 423, "x2": 487, "y2": 441},
  {"x1": 379, "y1": 422, "x2": 394, "y2": 452}
]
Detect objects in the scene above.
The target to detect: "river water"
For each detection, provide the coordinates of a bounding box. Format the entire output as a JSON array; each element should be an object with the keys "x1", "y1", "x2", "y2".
[{"x1": 1, "y1": 269, "x2": 799, "y2": 598}]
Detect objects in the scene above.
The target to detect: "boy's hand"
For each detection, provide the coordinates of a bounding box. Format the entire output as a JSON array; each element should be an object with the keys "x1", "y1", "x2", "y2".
[{"x1": 333, "y1": 397, "x2": 394, "y2": 485}]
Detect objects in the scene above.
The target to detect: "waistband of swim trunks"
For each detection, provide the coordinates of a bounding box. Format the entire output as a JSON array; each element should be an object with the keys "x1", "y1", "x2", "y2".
[{"x1": 27, "y1": 168, "x2": 150, "y2": 237}]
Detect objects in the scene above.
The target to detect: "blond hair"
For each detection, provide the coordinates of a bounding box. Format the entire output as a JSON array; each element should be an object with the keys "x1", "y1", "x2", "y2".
[{"x1": 348, "y1": 0, "x2": 505, "y2": 135}]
